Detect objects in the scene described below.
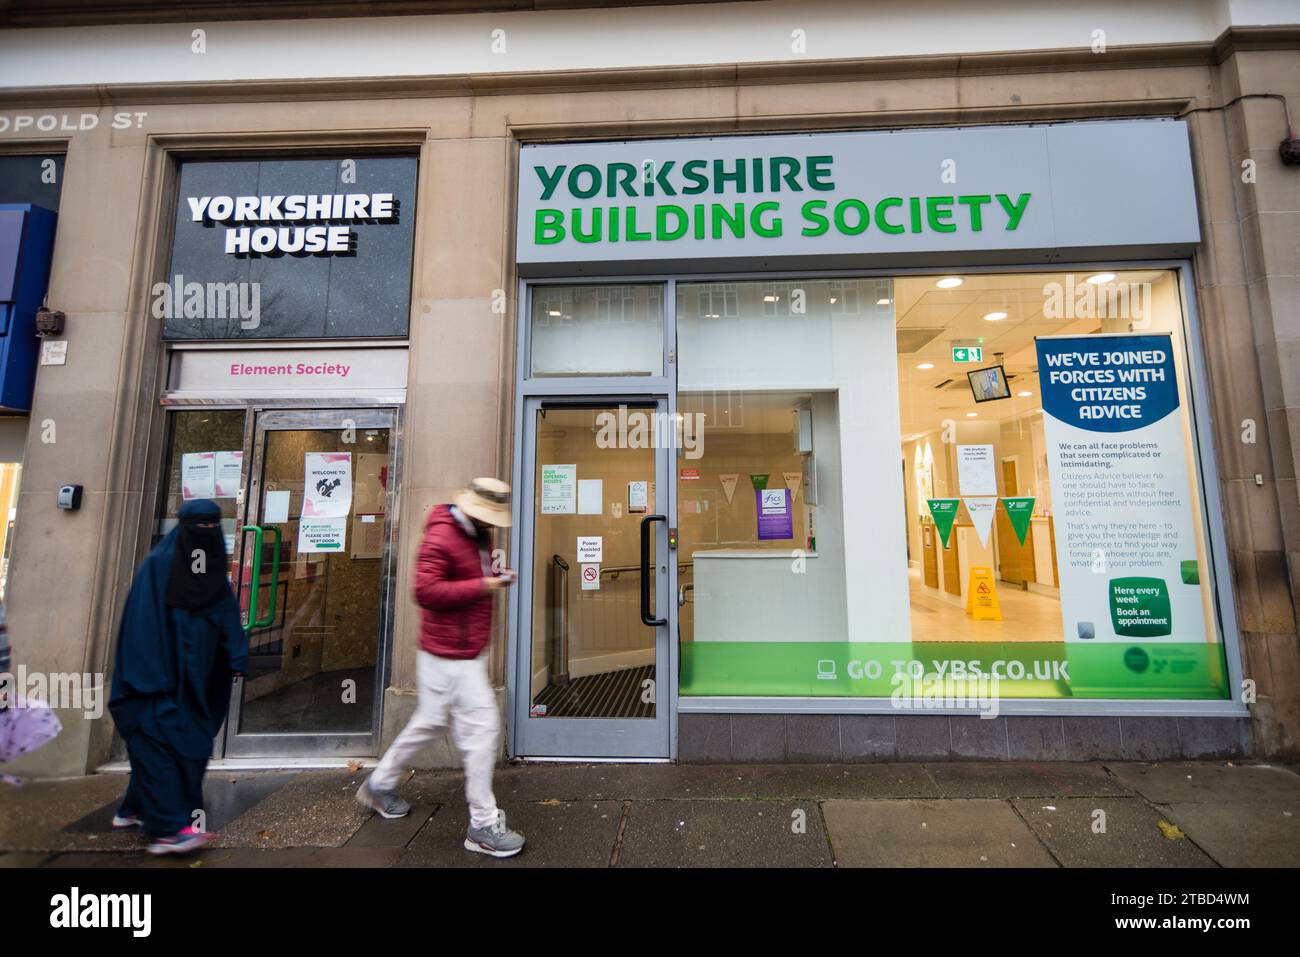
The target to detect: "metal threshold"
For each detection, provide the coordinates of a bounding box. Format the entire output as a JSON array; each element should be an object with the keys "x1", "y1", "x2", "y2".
[{"x1": 97, "y1": 757, "x2": 379, "y2": 773}]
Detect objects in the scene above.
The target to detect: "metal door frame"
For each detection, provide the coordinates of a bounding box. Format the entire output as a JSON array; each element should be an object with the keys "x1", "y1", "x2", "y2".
[
  {"x1": 222, "y1": 405, "x2": 401, "y2": 758},
  {"x1": 509, "y1": 394, "x2": 675, "y2": 759}
]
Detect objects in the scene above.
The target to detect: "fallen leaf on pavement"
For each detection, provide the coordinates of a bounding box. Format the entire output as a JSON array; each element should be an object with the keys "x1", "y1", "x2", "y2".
[{"x1": 1156, "y1": 820, "x2": 1185, "y2": 840}]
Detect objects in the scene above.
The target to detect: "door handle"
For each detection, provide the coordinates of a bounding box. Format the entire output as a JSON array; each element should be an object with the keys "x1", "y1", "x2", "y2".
[
  {"x1": 240, "y1": 525, "x2": 282, "y2": 633},
  {"x1": 640, "y1": 514, "x2": 667, "y2": 627}
]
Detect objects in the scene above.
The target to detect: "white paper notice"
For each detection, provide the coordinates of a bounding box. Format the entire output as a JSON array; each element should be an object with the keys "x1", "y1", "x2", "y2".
[
  {"x1": 214, "y1": 451, "x2": 244, "y2": 498},
  {"x1": 577, "y1": 536, "x2": 603, "y2": 563},
  {"x1": 580, "y1": 563, "x2": 600, "y2": 590},
  {"x1": 964, "y1": 497, "x2": 997, "y2": 547},
  {"x1": 181, "y1": 452, "x2": 216, "y2": 500},
  {"x1": 541, "y1": 464, "x2": 577, "y2": 514},
  {"x1": 719, "y1": 473, "x2": 739, "y2": 504},
  {"x1": 300, "y1": 452, "x2": 353, "y2": 552},
  {"x1": 628, "y1": 480, "x2": 648, "y2": 513},
  {"x1": 303, "y1": 452, "x2": 353, "y2": 517},
  {"x1": 957, "y1": 444, "x2": 998, "y2": 496},
  {"x1": 264, "y1": 489, "x2": 291, "y2": 524},
  {"x1": 578, "y1": 479, "x2": 603, "y2": 515}
]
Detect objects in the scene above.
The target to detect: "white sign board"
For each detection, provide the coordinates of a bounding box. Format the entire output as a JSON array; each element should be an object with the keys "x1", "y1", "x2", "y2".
[
  {"x1": 541, "y1": 464, "x2": 577, "y2": 514},
  {"x1": 576, "y1": 536, "x2": 603, "y2": 563}
]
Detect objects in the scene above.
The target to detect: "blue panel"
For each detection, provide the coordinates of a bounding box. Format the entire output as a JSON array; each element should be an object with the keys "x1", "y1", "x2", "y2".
[{"x1": 0, "y1": 203, "x2": 58, "y2": 413}]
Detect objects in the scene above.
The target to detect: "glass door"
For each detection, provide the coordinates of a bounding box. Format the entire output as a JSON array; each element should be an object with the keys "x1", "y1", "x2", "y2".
[
  {"x1": 513, "y1": 397, "x2": 673, "y2": 758},
  {"x1": 224, "y1": 408, "x2": 398, "y2": 757}
]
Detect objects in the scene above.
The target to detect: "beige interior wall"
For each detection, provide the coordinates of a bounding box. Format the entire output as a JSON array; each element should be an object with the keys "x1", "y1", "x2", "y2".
[{"x1": 2, "y1": 33, "x2": 1298, "y2": 770}]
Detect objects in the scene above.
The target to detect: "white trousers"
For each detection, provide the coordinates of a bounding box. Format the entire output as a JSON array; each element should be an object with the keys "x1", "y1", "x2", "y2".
[{"x1": 370, "y1": 650, "x2": 500, "y2": 829}]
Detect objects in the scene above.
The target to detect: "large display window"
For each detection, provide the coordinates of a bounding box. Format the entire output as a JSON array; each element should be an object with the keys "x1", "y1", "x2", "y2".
[{"x1": 675, "y1": 269, "x2": 1232, "y2": 703}]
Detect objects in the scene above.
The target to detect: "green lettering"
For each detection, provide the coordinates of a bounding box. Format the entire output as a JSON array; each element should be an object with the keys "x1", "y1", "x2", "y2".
[
  {"x1": 652, "y1": 160, "x2": 677, "y2": 197},
  {"x1": 572, "y1": 207, "x2": 601, "y2": 243},
  {"x1": 771, "y1": 156, "x2": 802, "y2": 192},
  {"x1": 711, "y1": 203, "x2": 745, "y2": 239},
  {"x1": 713, "y1": 158, "x2": 747, "y2": 194},
  {"x1": 807, "y1": 155, "x2": 835, "y2": 191},
  {"x1": 656, "y1": 204, "x2": 689, "y2": 240},
  {"x1": 751, "y1": 201, "x2": 782, "y2": 238},
  {"x1": 535, "y1": 209, "x2": 565, "y2": 245},
  {"x1": 926, "y1": 196, "x2": 956, "y2": 233},
  {"x1": 996, "y1": 192, "x2": 1032, "y2": 230},
  {"x1": 874, "y1": 197, "x2": 904, "y2": 234},
  {"x1": 682, "y1": 160, "x2": 709, "y2": 195},
  {"x1": 834, "y1": 198, "x2": 869, "y2": 236},
  {"x1": 568, "y1": 164, "x2": 601, "y2": 199},
  {"x1": 801, "y1": 199, "x2": 829, "y2": 236},
  {"x1": 625, "y1": 206, "x2": 651, "y2": 241},
  {"x1": 534, "y1": 165, "x2": 566, "y2": 202},
  {"x1": 957, "y1": 194, "x2": 991, "y2": 231},
  {"x1": 607, "y1": 163, "x2": 637, "y2": 198},
  {"x1": 908, "y1": 196, "x2": 923, "y2": 233}
]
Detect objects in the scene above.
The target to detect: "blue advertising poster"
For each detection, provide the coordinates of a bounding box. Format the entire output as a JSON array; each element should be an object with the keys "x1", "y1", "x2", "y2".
[{"x1": 1035, "y1": 333, "x2": 1206, "y2": 644}]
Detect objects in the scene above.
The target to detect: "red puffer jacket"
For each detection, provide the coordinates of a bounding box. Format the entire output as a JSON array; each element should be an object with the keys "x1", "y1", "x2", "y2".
[{"x1": 413, "y1": 505, "x2": 493, "y2": 659}]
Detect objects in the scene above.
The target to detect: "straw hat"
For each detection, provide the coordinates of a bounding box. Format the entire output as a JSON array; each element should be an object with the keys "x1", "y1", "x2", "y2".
[{"x1": 455, "y1": 477, "x2": 512, "y2": 527}]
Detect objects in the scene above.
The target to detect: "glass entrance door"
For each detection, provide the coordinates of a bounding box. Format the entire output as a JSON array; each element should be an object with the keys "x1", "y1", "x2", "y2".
[
  {"x1": 224, "y1": 408, "x2": 397, "y2": 757},
  {"x1": 513, "y1": 398, "x2": 673, "y2": 758}
]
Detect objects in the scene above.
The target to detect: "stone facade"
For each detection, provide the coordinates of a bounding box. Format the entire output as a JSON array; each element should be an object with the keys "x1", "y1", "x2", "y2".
[{"x1": 0, "y1": 26, "x2": 1296, "y2": 774}]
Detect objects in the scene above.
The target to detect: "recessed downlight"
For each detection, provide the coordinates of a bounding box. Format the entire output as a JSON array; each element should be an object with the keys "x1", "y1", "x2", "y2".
[
  {"x1": 1086, "y1": 272, "x2": 1116, "y2": 284},
  {"x1": 1017, "y1": 390, "x2": 1033, "y2": 397},
  {"x1": 983, "y1": 311, "x2": 1007, "y2": 322},
  {"x1": 916, "y1": 362, "x2": 935, "y2": 370},
  {"x1": 936, "y1": 277, "x2": 964, "y2": 289},
  {"x1": 965, "y1": 412, "x2": 978, "y2": 417}
]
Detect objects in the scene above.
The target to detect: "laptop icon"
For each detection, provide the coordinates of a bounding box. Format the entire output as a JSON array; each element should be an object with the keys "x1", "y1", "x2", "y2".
[{"x1": 816, "y1": 660, "x2": 837, "y2": 680}]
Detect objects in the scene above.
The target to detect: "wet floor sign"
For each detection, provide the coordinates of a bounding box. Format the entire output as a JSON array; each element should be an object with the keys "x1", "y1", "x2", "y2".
[{"x1": 965, "y1": 565, "x2": 1003, "y2": 621}]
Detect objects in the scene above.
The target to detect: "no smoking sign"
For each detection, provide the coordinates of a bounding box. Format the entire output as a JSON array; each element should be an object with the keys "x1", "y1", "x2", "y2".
[{"x1": 581, "y1": 563, "x2": 600, "y2": 590}]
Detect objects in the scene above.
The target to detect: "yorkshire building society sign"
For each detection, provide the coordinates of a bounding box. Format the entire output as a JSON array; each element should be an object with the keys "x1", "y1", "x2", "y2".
[{"x1": 515, "y1": 119, "x2": 1199, "y2": 274}]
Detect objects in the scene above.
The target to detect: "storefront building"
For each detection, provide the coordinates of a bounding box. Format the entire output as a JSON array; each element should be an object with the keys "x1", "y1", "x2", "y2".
[{"x1": 0, "y1": 1, "x2": 1296, "y2": 774}]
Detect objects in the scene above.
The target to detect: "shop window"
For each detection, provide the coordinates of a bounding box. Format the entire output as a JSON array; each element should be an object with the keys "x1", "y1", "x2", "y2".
[
  {"x1": 677, "y1": 270, "x2": 1231, "y2": 703},
  {"x1": 530, "y1": 283, "x2": 664, "y2": 376},
  {"x1": 163, "y1": 155, "x2": 417, "y2": 341},
  {"x1": 156, "y1": 409, "x2": 248, "y2": 554}
]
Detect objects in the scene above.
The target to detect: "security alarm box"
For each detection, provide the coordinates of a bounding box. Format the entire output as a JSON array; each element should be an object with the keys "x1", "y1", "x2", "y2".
[{"x1": 57, "y1": 484, "x2": 82, "y2": 510}]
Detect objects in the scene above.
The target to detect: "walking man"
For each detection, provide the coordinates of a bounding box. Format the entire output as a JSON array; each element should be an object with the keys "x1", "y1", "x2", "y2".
[{"x1": 357, "y1": 477, "x2": 525, "y2": 858}]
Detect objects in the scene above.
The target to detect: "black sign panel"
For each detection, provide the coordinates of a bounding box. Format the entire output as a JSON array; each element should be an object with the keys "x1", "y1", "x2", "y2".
[{"x1": 163, "y1": 155, "x2": 417, "y2": 340}]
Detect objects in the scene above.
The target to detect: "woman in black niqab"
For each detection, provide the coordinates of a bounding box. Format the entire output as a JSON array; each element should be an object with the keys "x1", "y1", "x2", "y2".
[{"x1": 108, "y1": 498, "x2": 248, "y2": 855}]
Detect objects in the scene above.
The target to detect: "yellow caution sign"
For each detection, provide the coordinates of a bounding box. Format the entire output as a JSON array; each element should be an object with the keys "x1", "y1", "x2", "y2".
[{"x1": 965, "y1": 565, "x2": 1003, "y2": 621}]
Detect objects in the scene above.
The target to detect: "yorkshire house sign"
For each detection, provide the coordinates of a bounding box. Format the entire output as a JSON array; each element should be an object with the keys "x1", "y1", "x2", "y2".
[{"x1": 515, "y1": 119, "x2": 1200, "y2": 273}]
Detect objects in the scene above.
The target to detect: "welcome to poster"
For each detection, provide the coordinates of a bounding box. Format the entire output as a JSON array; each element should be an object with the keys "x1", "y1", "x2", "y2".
[{"x1": 1036, "y1": 333, "x2": 1210, "y2": 645}]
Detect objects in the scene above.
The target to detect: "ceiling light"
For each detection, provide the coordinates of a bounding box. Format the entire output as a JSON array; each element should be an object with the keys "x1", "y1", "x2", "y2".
[
  {"x1": 829, "y1": 297, "x2": 838, "y2": 304},
  {"x1": 965, "y1": 412, "x2": 978, "y2": 417},
  {"x1": 936, "y1": 277, "x2": 963, "y2": 289},
  {"x1": 983, "y1": 311, "x2": 1007, "y2": 321},
  {"x1": 1017, "y1": 391, "x2": 1032, "y2": 397},
  {"x1": 547, "y1": 310, "x2": 562, "y2": 317},
  {"x1": 1085, "y1": 272, "x2": 1116, "y2": 284},
  {"x1": 763, "y1": 294, "x2": 779, "y2": 302},
  {"x1": 877, "y1": 298, "x2": 892, "y2": 305},
  {"x1": 916, "y1": 362, "x2": 935, "y2": 370}
]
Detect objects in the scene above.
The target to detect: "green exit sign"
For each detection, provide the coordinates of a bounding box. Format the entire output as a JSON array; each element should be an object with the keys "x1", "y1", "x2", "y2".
[{"x1": 952, "y1": 346, "x2": 984, "y2": 363}]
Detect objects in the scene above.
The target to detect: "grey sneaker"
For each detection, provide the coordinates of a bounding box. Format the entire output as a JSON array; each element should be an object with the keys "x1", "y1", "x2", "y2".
[
  {"x1": 465, "y1": 810, "x2": 526, "y2": 858},
  {"x1": 356, "y1": 780, "x2": 411, "y2": 819}
]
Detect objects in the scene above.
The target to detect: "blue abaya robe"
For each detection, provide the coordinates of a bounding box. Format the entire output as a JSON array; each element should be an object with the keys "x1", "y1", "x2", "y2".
[{"x1": 109, "y1": 499, "x2": 248, "y2": 837}]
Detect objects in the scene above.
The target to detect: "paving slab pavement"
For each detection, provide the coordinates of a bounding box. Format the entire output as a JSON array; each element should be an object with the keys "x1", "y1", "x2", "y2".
[
  {"x1": 2, "y1": 761, "x2": 1298, "y2": 867},
  {"x1": 1158, "y1": 803, "x2": 1300, "y2": 867},
  {"x1": 1010, "y1": 797, "x2": 1218, "y2": 868},
  {"x1": 1104, "y1": 762, "x2": 1300, "y2": 805},
  {"x1": 615, "y1": 799, "x2": 833, "y2": 868},
  {"x1": 395, "y1": 800, "x2": 623, "y2": 868},
  {"x1": 823, "y1": 799, "x2": 1058, "y2": 867}
]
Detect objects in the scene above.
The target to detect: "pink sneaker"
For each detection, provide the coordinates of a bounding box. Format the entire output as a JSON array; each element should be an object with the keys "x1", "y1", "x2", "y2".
[{"x1": 147, "y1": 826, "x2": 212, "y2": 856}]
